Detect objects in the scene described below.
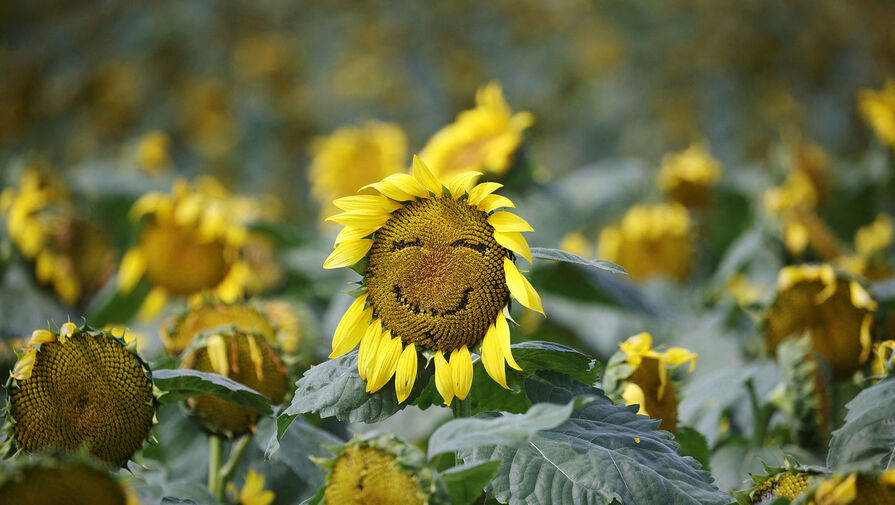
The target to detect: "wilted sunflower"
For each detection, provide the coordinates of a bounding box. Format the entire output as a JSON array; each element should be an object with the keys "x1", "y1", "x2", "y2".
[
  {"x1": 118, "y1": 177, "x2": 272, "y2": 320},
  {"x1": 656, "y1": 142, "x2": 721, "y2": 208},
  {"x1": 315, "y1": 434, "x2": 449, "y2": 505},
  {"x1": 597, "y1": 203, "x2": 693, "y2": 282},
  {"x1": 181, "y1": 328, "x2": 287, "y2": 436},
  {"x1": 858, "y1": 79, "x2": 895, "y2": 149},
  {"x1": 323, "y1": 156, "x2": 543, "y2": 406},
  {"x1": 309, "y1": 121, "x2": 408, "y2": 220},
  {"x1": 763, "y1": 264, "x2": 878, "y2": 378},
  {"x1": 605, "y1": 332, "x2": 697, "y2": 433},
  {"x1": 420, "y1": 82, "x2": 533, "y2": 180},
  {"x1": 0, "y1": 167, "x2": 117, "y2": 305},
  {"x1": 161, "y1": 301, "x2": 276, "y2": 356},
  {"x1": 804, "y1": 471, "x2": 895, "y2": 505},
  {"x1": 0, "y1": 456, "x2": 141, "y2": 505},
  {"x1": 6, "y1": 323, "x2": 155, "y2": 466}
]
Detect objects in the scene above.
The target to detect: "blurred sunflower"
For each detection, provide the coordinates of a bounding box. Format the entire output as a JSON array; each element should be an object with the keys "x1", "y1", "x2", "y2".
[
  {"x1": 316, "y1": 434, "x2": 449, "y2": 505},
  {"x1": 558, "y1": 231, "x2": 593, "y2": 258},
  {"x1": 161, "y1": 301, "x2": 276, "y2": 356},
  {"x1": 420, "y1": 82, "x2": 533, "y2": 180},
  {"x1": 323, "y1": 156, "x2": 543, "y2": 405},
  {"x1": 597, "y1": 203, "x2": 693, "y2": 282},
  {"x1": 764, "y1": 264, "x2": 878, "y2": 378},
  {"x1": 0, "y1": 456, "x2": 141, "y2": 505},
  {"x1": 805, "y1": 471, "x2": 895, "y2": 505},
  {"x1": 656, "y1": 142, "x2": 721, "y2": 208},
  {"x1": 134, "y1": 130, "x2": 172, "y2": 175},
  {"x1": 228, "y1": 470, "x2": 275, "y2": 505},
  {"x1": 610, "y1": 332, "x2": 697, "y2": 433},
  {"x1": 309, "y1": 121, "x2": 408, "y2": 220},
  {"x1": 858, "y1": 79, "x2": 895, "y2": 149},
  {"x1": 181, "y1": 328, "x2": 287, "y2": 437},
  {"x1": 118, "y1": 177, "x2": 276, "y2": 320},
  {"x1": 0, "y1": 167, "x2": 117, "y2": 305},
  {"x1": 6, "y1": 323, "x2": 155, "y2": 466},
  {"x1": 837, "y1": 213, "x2": 894, "y2": 281}
]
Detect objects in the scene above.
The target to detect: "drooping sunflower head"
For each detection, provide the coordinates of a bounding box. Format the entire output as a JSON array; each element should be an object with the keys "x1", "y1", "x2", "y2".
[
  {"x1": 420, "y1": 81, "x2": 533, "y2": 180},
  {"x1": 605, "y1": 332, "x2": 697, "y2": 433},
  {"x1": 858, "y1": 79, "x2": 895, "y2": 149},
  {"x1": 804, "y1": 471, "x2": 895, "y2": 505},
  {"x1": 308, "y1": 121, "x2": 408, "y2": 220},
  {"x1": 0, "y1": 456, "x2": 141, "y2": 505},
  {"x1": 6, "y1": 323, "x2": 155, "y2": 466},
  {"x1": 180, "y1": 328, "x2": 287, "y2": 437},
  {"x1": 161, "y1": 301, "x2": 276, "y2": 356},
  {"x1": 118, "y1": 177, "x2": 270, "y2": 320},
  {"x1": 324, "y1": 156, "x2": 543, "y2": 406},
  {"x1": 745, "y1": 470, "x2": 814, "y2": 505},
  {"x1": 597, "y1": 203, "x2": 693, "y2": 282},
  {"x1": 763, "y1": 264, "x2": 878, "y2": 378},
  {"x1": 315, "y1": 433, "x2": 449, "y2": 505},
  {"x1": 656, "y1": 141, "x2": 721, "y2": 208}
]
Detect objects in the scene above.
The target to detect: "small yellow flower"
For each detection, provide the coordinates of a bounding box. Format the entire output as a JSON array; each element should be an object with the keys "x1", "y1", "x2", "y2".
[
  {"x1": 420, "y1": 81, "x2": 533, "y2": 180},
  {"x1": 228, "y1": 470, "x2": 275, "y2": 505},
  {"x1": 309, "y1": 121, "x2": 408, "y2": 220},
  {"x1": 656, "y1": 142, "x2": 721, "y2": 207},
  {"x1": 135, "y1": 130, "x2": 172, "y2": 174},
  {"x1": 324, "y1": 156, "x2": 542, "y2": 406},
  {"x1": 858, "y1": 79, "x2": 895, "y2": 149},
  {"x1": 598, "y1": 203, "x2": 693, "y2": 281}
]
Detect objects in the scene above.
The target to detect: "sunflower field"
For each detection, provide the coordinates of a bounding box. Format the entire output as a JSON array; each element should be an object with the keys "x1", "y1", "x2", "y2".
[{"x1": 3, "y1": 1, "x2": 895, "y2": 504}]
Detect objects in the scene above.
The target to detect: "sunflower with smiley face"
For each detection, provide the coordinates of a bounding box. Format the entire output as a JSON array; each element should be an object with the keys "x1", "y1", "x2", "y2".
[{"x1": 323, "y1": 156, "x2": 543, "y2": 406}]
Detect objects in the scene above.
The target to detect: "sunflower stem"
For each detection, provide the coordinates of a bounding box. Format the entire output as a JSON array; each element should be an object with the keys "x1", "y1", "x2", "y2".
[
  {"x1": 745, "y1": 378, "x2": 772, "y2": 446},
  {"x1": 208, "y1": 435, "x2": 224, "y2": 499},
  {"x1": 451, "y1": 398, "x2": 472, "y2": 418},
  {"x1": 219, "y1": 434, "x2": 253, "y2": 495}
]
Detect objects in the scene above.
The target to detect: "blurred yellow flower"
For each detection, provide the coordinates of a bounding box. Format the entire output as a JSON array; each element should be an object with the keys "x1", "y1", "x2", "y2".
[
  {"x1": 858, "y1": 79, "x2": 895, "y2": 149},
  {"x1": 656, "y1": 142, "x2": 721, "y2": 207},
  {"x1": 837, "y1": 214, "x2": 894, "y2": 281},
  {"x1": 180, "y1": 78, "x2": 239, "y2": 159},
  {"x1": 309, "y1": 121, "x2": 408, "y2": 220},
  {"x1": 135, "y1": 130, "x2": 172, "y2": 175},
  {"x1": 558, "y1": 231, "x2": 592, "y2": 258},
  {"x1": 808, "y1": 472, "x2": 895, "y2": 505},
  {"x1": 725, "y1": 273, "x2": 764, "y2": 307},
  {"x1": 228, "y1": 470, "x2": 275, "y2": 505},
  {"x1": 420, "y1": 81, "x2": 533, "y2": 180},
  {"x1": 118, "y1": 177, "x2": 273, "y2": 320},
  {"x1": 764, "y1": 264, "x2": 878, "y2": 378},
  {"x1": 258, "y1": 300, "x2": 304, "y2": 357},
  {"x1": 618, "y1": 332, "x2": 697, "y2": 433},
  {"x1": 598, "y1": 203, "x2": 693, "y2": 281}
]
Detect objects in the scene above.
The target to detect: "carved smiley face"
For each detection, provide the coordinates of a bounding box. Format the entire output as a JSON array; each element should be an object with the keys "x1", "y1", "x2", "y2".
[{"x1": 365, "y1": 197, "x2": 509, "y2": 352}]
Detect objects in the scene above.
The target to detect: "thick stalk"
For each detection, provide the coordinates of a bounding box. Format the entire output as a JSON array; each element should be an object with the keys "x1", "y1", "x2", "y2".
[
  {"x1": 208, "y1": 435, "x2": 224, "y2": 499},
  {"x1": 219, "y1": 434, "x2": 253, "y2": 494}
]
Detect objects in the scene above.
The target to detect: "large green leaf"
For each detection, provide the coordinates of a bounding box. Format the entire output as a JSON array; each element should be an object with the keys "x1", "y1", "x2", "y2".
[
  {"x1": 827, "y1": 377, "x2": 895, "y2": 471},
  {"x1": 152, "y1": 369, "x2": 273, "y2": 415},
  {"x1": 531, "y1": 247, "x2": 627, "y2": 275},
  {"x1": 459, "y1": 372, "x2": 731, "y2": 505}
]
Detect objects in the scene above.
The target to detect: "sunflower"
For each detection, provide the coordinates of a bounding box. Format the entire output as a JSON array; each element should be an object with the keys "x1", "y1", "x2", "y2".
[
  {"x1": 763, "y1": 264, "x2": 878, "y2": 378},
  {"x1": 420, "y1": 82, "x2": 533, "y2": 180},
  {"x1": 315, "y1": 433, "x2": 449, "y2": 505},
  {"x1": 118, "y1": 177, "x2": 267, "y2": 320},
  {"x1": 858, "y1": 79, "x2": 895, "y2": 149},
  {"x1": 161, "y1": 301, "x2": 276, "y2": 356},
  {"x1": 5, "y1": 323, "x2": 155, "y2": 466},
  {"x1": 323, "y1": 156, "x2": 543, "y2": 406},
  {"x1": 656, "y1": 141, "x2": 721, "y2": 208},
  {"x1": 309, "y1": 121, "x2": 408, "y2": 220},
  {"x1": 597, "y1": 203, "x2": 693, "y2": 282},
  {"x1": 806, "y1": 471, "x2": 895, "y2": 505},
  {"x1": 180, "y1": 328, "x2": 287, "y2": 437},
  {"x1": 0, "y1": 456, "x2": 141, "y2": 505}
]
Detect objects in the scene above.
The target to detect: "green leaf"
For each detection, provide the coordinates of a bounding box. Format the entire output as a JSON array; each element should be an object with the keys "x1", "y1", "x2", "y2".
[
  {"x1": 160, "y1": 499, "x2": 200, "y2": 505},
  {"x1": 301, "y1": 486, "x2": 326, "y2": 505},
  {"x1": 152, "y1": 369, "x2": 273, "y2": 415},
  {"x1": 827, "y1": 377, "x2": 895, "y2": 471},
  {"x1": 511, "y1": 341, "x2": 600, "y2": 385},
  {"x1": 459, "y1": 372, "x2": 731, "y2": 505},
  {"x1": 256, "y1": 416, "x2": 342, "y2": 485},
  {"x1": 531, "y1": 247, "x2": 627, "y2": 275},
  {"x1": 441, "y1": 461, "x2": 502, "y2": 505},
  {"x1": 427, "y1": 397, "x2": 584, "y2": 458},
  {"x1": 674, "y1": 426, "x2": 711, "y2": 472}
]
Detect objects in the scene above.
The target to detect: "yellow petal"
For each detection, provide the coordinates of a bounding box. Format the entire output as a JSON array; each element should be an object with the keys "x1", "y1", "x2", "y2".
[
  {"x1": 662, "y1": 347, "x2": 698, "y2": 372},
  {"x1": 495, "y1": 312, "x2": 521, "y2": 370},
  {"x1": 357, "y1": 320, "x2": 383, "y2": 380},
  {"x1": 481, "y1": 324, "x2": 509, "y2": 389},
  {"x1": 207, "y1": 334, "x2": 230, "y2": 377},
  {"x1": 450, "y1": 346, "x2": 474, "y2": 400},
  {"x1": 448, "y1": 171, "x2": 483, "y2": 198},
  {"x1": 11, "y1": 349, "x2": 37, "y2": 381},
  {"x1": 333, "y1": 195, "x2": 402, "y2": 212},
  {"x1": 412, "y1": 155, "x2": 443, "y2": 195},
  {"x1": 362, "y1": 173, "x2": 429, "y2": 201},
  {"x1": 367, "y1": 332, "x2": 401, "y2": 393},
  {"x1": 503, "y1": 258, "x2": 544, "y2": 315},
  {"x1": 488, "y1": 211, "x2": 534, "y2": 233},
  {"x1": 27, "y1": 329, "x2": 55, "y2": 348},
  {"x1": 395, "y1": 343, "x2": 418, "y2": 403},
  {"x1": 467, "y1": 182, "x2": 503, "y2": 206},
  {"x1": 118, "y1": 249, "x2": 147, "y2": 293},
  {"x1": 622, "y1": 383, "x2": 648, "y2": 416},
  {"x1": 434, "y1": 350, "x2": 455, "y2": 406},
  {"x1": 334, "y1": 225, "x2": 379, "y2": 246},
  {"x1": 35, "y1": 250, "x2": 55, "y2": 283},
  {"x1": 137, "y1": 286, "x2": 168, "y2": 322},
  {"x1": 330, "y1": 295, "x2": 370, "y2": 358},
  {"x1": 860, "y1": 313, "x2": 874, "y2": 364},
  {"x1": 477, "y1": 194, "x2": 515, "y2": 213},
  {"x1": 323, "y1": 239, "x2": 373, "y2": 269},
  {"x1": 325, "y1": 209, "x2": 392, "y2": 228},
  {"x1": 246, "y1": 334, "x2": 265, "y2": 380},
  {"x1": 494, "y1": 231, "x2": 533, "y2": 263},
  {"x1": 59, "y1": 322, "x2": 77, "y2": 343}
]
